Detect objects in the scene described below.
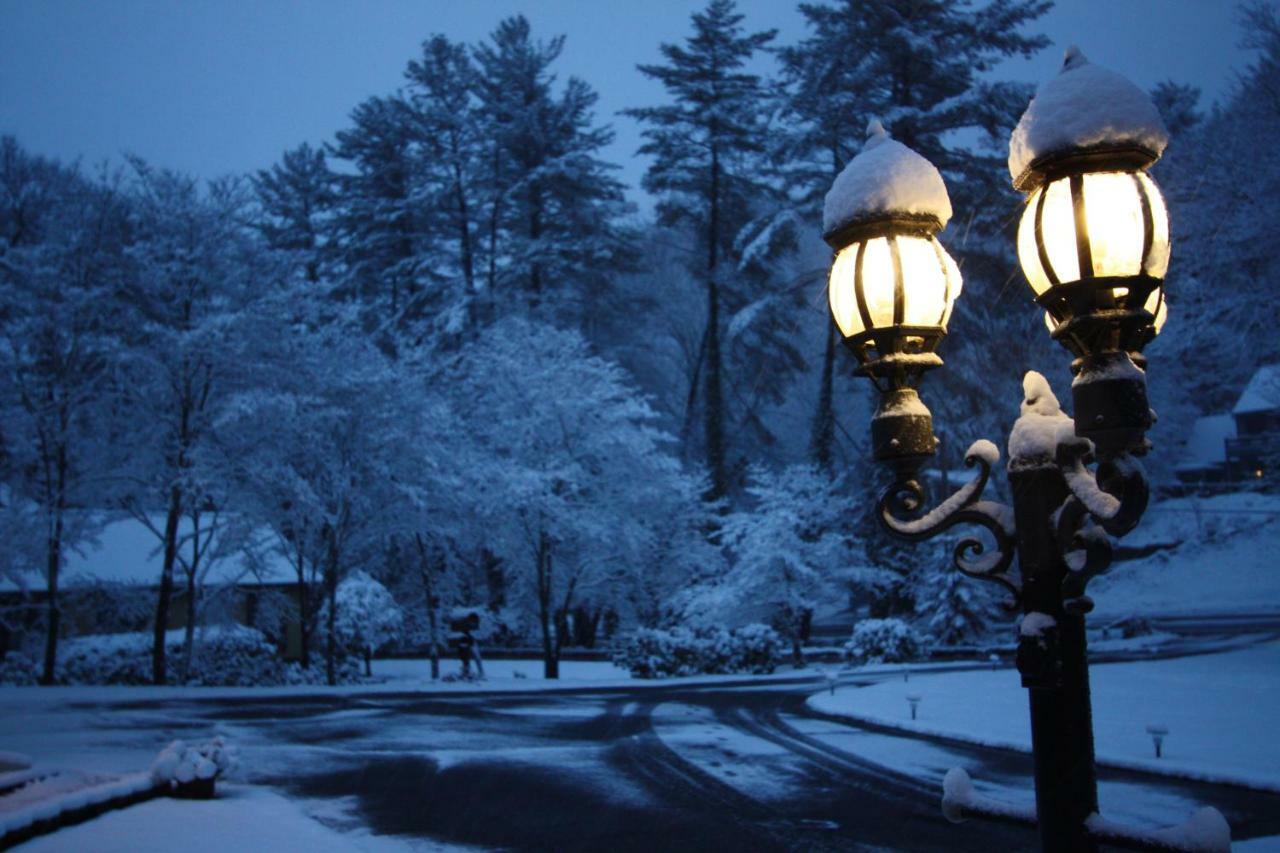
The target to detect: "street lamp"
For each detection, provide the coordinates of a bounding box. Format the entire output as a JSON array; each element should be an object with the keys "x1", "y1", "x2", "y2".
[
  {"x1": 824, "y1": 120, "x2": 962, "y2": 480},
  {"x1": 827, "y1": 52, "x2": 1229, "y2": 853}
]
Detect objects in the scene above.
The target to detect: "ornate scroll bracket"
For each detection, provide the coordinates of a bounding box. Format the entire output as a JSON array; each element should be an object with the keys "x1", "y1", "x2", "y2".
[
  {"x1": 879, "y1": 439, "x2": 1020, "y2": 609},
  {"x1": 1054, "y1": 439, "x2": 1151, "y2": 611}
]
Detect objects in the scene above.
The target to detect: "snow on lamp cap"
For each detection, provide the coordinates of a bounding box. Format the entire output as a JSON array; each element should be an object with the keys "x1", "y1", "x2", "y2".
[
  {"x1": 1008, "y1": 47, "x2": 1169, "y2": 190},
  {"x1": 822, "y1": 119, "x2": 953, "y2": 246}
]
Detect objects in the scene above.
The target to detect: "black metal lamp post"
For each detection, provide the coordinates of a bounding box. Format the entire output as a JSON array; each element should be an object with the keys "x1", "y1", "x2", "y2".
[{"x1": 825, "y1": 54, "x2": 1227, "y2": 852}]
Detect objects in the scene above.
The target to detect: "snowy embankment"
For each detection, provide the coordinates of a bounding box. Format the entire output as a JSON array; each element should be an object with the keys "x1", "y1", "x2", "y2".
[
  {"x1": 13, "y1": 784, "x2": 448, "y2": 853},
  {"x1": 808, "y1": 641, "x2": 1280, "y2": 792},
  {"x1": 1090, "y1": 491, "x2": 1280, "y2": 619}
]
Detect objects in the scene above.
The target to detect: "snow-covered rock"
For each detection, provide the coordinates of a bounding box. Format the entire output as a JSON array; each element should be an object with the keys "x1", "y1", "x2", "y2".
[
  {"x1": 1009, "y1": 47, "x2": 1168, "y2": 184},
  {"x1": 823, "y1": 120, "x2": 952, "y2": 238}
]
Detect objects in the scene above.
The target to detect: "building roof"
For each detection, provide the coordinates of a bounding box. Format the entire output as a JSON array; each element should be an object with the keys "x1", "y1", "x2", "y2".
[
  {"x1": 1234, "y1": 364, "x2": 1280, "y2": 416},
  {"x1": 1176, "y1": 414, "x2": 1237, "y2": 473},
  {"x1": 2, "y1": 514, "x2": 294, "y2": 594}
]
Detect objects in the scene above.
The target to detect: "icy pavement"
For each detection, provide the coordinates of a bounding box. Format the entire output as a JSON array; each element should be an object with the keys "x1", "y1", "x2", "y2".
[{"x1": 3, "y1": 656, "x2": 1279, "y2": 850}]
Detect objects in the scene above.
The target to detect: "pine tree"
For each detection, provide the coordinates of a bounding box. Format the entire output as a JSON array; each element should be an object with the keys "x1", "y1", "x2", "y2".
[
  {"x1": 473, "y1": 16, "x2": 629, "y2": 327},
  {"x1": 627, "y1": 0, "x2": 775, "y2": 501},
  {"x1": 403, "y1": 35, "x2": 484, "y2": 332},
  {"x1": 914, "y1": 558, "x2": 996, "y2": 646},
  {"x1": 252, "y1": 143, "x2": 335, "y2": 286},
  {"x1": 330, "y1": 95, "x2": 421, "y2": 325}
]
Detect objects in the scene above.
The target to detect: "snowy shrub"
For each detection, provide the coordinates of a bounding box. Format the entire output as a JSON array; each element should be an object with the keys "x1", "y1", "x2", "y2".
[
  {"x1": 56, "y1": 626, "x2": 363, "y2": 686},
  {"x1": 0, "y1": 652, "x2": 38, "y2": 686},
  {"x1": 613, "y1": 624, "x2": 784, "y2": 678},
  {"x1": 152, "y1": 736, "x2": 235, "y2": 798},
  {"x1": 320, "y1": 571, "x2": 404, "y2": 655},
  {"x1": 843, "y1": 618, "x2": 925, "y2": 666}
]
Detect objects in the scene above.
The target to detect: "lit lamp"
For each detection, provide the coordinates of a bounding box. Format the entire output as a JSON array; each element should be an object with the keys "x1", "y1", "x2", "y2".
[
  {"x1": 824, "y1": 120, "x2": 962, "y2": 478},
  {"x1": 1010, "y1": 47, "x2": 1172, "y2": 455}
]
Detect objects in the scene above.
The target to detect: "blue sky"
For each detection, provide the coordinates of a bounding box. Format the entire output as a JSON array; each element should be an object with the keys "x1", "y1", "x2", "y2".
[{"x1": 0, "y1": 1, "x2": 1250, "y2": 207}]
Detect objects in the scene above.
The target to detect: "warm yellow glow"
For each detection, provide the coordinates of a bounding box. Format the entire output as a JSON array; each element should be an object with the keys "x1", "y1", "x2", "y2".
[
  {"x1": 1017, "y1": 171, "x2": 1171, "y2": 294},
  {"x1": 861, "y1": 237, "x2": 896, "y2": 329},
  {"x1": 828, "y1": 235, "x2": 963, "y2": 339},
  {"x1": 1257, "y1": 468, "x2": 1265, "y2": 479},
  {"x1": 1017, "y1": 193, "x2": 1051, "y2": 294},
  {"x1": 1044, "y1": 311, "x2": 1058, "y2": 333},
  {"x1": 1041, "y1": 177, "x2": 1080, "y2": 284},
  {"x1": 1140, "y1": 173, "x2": 1171, "y2": 278},
  {"x1": 899, "y1": 236, "x2": 947, "y2": 326},
  {"x1": 940, "y1": 247, "x2": 963, "y2": 327},
  {"x1": 1143, "y1": 288, "x2": 1168, "y2": 333},
  {"x1": 828, "y1": 246, "x2": 862, "y2": 338},
  {"x1": 1084, "y1": 172, "x2": 1145, "y2": 277}
]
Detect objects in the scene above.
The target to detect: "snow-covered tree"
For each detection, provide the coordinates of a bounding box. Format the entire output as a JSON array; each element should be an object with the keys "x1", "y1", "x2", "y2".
[
  {"x1": 472, "y1": 16, "x2": 630, "y2": 328},
  {"x1": 0, "y1": 139, "x2": 128, "y2": 683},
  {"x1": 913, "y1": 557, "x2": 997, "y2": 646},
  {"x1": 627, "y1": 0, "x2": 776, "y2": 501},
  {"x1": 330, "y1": 94, "x2": 421, "y2": 327},
  {"x1": 320, "y1": 570, "x2": 404, "y2": 676},
  {"x1": 402, "y1": 34, "x2": 484, "y2": 333},
  {"x1": 445, "y1": 318, "x2": 696, "y2": 677},
  {"x1": 115, "y1": 162, "x2": 273, "y2": 685},
  {"x1": 698, "y1": 464, "x2": 890, "y2": 663},
  {"x1": 252, "y1": 142, "x2": 336, "y2": 286}
]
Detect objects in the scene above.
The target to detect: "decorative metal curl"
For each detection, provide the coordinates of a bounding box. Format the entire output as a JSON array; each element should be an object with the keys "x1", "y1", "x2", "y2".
[
  {"x1": 1053, "y1": 442, "x2": 1151, "y2": 609},
  {"x1": 878, "y1": 442, "x2": 1020, "y2": 610}
]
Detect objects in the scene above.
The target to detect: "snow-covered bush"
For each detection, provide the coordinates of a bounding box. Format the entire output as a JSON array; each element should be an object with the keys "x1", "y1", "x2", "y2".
[
  {"x1": 0, "y1": 652, "x2": 38, "y2": 686},
  {"x1": 843, "y1": 618, "x2": 925, "y2": 666},
  {"x1": 326, "y1": 571, "x2": 403, "y2": 651},
  {"x1": 56, "y1": 625, "x2": 363, "y2": 686},
  {"x1": 613, "y1": 624, "x2": 784, "y2": 678},
  {"x1": 152, "y1": 737, "x2": 235, "y2": 798}
]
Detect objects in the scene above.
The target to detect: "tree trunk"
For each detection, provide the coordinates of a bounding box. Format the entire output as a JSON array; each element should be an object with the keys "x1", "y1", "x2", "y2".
[
  {"x1": 324, "y1": 535, "x2": 339, "y2": 686},
  {"x1": 703, "y1": 148, "x2": 727, "y2": 501},
  {"x1": 296, "y1": 542, "x2": 311, "y2": 670},
  {"x1": 40, "y1": 510, "x2": 63, "y2": 685},
  {"x1": 180, "y1": 570, "x2": 197, "y2": 683},
  {"x1": 414, "y1": 534, "x2": 441, "y2": 681},
  {"x1": 535, "y1": 531, "x2": 558, "y2": 679},
  {"x1": 152, "y1": 485, "x2": 182, "y2": 685},
  {"x1": 452, "y1": 158, "x2": 476, "y2": 329},
  {"x1": 811, "y1": 319, "x2": 837, "y2": 469},
  {"x1": 364, "y1": 647, "x2": 372, "y2": 677}
]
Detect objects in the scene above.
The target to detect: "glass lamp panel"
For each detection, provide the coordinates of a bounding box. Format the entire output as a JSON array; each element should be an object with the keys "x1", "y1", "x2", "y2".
[
  {"x1": 828, "y1": 244, "x2": 864, "y2": 338},
  {"x1": 1144, "y1": 288, "x2": 1168, "y2": 333},
  {"x1": 1044, "y1": 311, "x2": 1058, "y2": 332},
  {"x1": 899, "y1": 236, "x2": 947, "y2": 327},
  {"x1": 1017, "y1": 189, "x2": 1052, "y2": 295},
  {"x1": 1040, "y1": 177, "x2": 1081, "y2": 285},
  {"x1": 1139, "y1": 173, "x2": 1171, "y2": 279},
  {"x1": 1083, "y1": 172, "x2": 1145, "y2": 277},
  {"x1": 860, "y1": 237, "x2": 896, "y2": 329},
  {"x1": 939, "y1": 242, "x2": 963, "y2": 327}
]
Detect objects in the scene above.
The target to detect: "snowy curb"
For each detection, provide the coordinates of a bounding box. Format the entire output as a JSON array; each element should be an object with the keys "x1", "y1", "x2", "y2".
[
  {"x1": 806, "y1": 691, "x2": 1280, "y2": 795},
  {"x1": 0, "y1": 771, "x2": 167, "y2": 847}
]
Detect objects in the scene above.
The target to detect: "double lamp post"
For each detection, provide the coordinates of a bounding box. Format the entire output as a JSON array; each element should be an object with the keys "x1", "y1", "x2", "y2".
[{"x1": 823, "y1": 49, "x2": 1220, "y2": 852}]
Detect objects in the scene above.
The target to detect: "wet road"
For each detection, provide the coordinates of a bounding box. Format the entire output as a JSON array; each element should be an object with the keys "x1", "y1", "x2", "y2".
[{"x1": 100, "y1": 674, "x2": 1280, "y2": 852}]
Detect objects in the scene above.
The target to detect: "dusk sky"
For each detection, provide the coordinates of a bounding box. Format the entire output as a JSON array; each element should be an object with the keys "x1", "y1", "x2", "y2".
[{"x1": 0, "y1": 1, "x2": 1251, "y2": 208}]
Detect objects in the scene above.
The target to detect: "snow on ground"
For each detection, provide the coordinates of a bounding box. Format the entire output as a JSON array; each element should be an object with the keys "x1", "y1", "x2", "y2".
[
  {"x1": 15, "y1": 783, "x2": 470, "y2": 852},
  {"x1": 649, "y1": 702, "x2": 808, "y2": 802},
  {"x1": 1092, "y1": 492, "x2": 1280, "y2": 619},
  {"x1": 371, "y1": 657, "x2": 628, "y2": 683},
  {"x1": 809, "y1": 641, "x2": 1280, "y2": 792}
]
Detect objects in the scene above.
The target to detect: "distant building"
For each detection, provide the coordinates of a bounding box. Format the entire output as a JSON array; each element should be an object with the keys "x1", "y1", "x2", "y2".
[
  {"x1": 1175, "y1": 364, "x2": 1280, "y2": 490},
  {"x1": 0, "y1": 515, "x2": 306, "y2": 660}
]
